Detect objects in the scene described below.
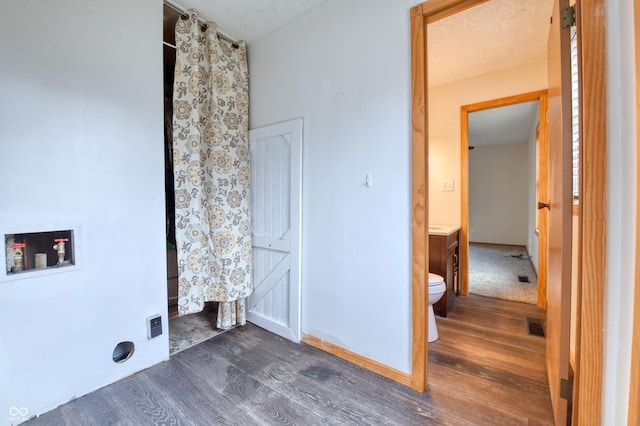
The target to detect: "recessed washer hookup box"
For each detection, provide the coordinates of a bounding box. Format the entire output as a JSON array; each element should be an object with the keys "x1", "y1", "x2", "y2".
[{"x1": 5, "y1": 229, "x2": 75, "y2": 275}]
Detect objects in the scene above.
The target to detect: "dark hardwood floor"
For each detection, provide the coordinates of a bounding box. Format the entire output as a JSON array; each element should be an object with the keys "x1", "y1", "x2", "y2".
[{"x1": 28, "y1": 295, "x2": 553, "y2": 425}]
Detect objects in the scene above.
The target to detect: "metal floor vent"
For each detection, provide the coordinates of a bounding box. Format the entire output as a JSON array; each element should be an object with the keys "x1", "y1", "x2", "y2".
[
  {"x1": 517, "y1": 275, "x2": 530, "y2": 282},
  {"x1": 525, "y1": 317, "x2": 546, "y2": 338}
]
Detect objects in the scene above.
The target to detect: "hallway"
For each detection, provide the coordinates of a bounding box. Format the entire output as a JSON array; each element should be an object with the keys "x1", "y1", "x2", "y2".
[{"x1": 431, "y1": 294, "x2": 553, "y2": 423}]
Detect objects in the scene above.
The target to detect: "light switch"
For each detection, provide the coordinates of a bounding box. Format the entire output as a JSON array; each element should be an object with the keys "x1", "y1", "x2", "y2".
[{"x1": 441, "y1": 179, "x2": 454, "y2": 192}]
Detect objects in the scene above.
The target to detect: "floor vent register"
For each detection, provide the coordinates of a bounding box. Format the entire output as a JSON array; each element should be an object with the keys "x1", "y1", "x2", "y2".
[{"x1": 525, "y1": 316, "x2": 546, "y2": 338}]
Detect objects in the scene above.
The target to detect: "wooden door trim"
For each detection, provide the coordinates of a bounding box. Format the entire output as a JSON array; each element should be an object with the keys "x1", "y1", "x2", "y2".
[
  {"x1": 416, "y1": 0, "x2": 489, "y2": 23},
  {"x1": 459, "y1": 90, "x2": 548, "y2": 308},
  {"x1": 628, "y1": 0, "x2": 640, "y2": 424},
  {"x1": 572, "y1": 0, "x2": 606, "y2": 422},
  {"x1": 410, "y1": 0, "x2": 606, "y2": 417},
  {"x1": 409, "y1": 7, "x2": 428, "y2": 392},
  {"x1": 409, "y1": 0, "x2": 489, "y2": 394}
]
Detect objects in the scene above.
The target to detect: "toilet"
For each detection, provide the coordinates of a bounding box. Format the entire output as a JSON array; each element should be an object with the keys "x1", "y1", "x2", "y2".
[{"x1": 428, "y1": 273, "x2": 446, "y2": 342}]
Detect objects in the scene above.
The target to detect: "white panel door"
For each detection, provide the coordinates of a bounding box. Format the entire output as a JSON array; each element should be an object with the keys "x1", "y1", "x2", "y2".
[{"x1": 248, "y1": 118, "x2": 302, "y2": 342}]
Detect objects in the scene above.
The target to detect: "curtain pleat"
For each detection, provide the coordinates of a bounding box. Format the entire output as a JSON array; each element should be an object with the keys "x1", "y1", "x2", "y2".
[{"x1": 172, "y1": 11, "x2": 252, "y2": 329}]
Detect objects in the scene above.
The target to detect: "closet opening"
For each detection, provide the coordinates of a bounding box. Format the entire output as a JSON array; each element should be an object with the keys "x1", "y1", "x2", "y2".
[{"x1": 163, "y1": 2, "x2": 224, "y2": 355}]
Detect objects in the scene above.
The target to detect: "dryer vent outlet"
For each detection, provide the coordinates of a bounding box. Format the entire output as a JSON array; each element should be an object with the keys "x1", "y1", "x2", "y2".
[{"x1": 147, "y1": 315, "x2": 162, "y2": 339}]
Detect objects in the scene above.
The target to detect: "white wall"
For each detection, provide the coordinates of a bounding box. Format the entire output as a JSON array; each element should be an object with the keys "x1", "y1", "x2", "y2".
[
  {"x1": 428, "y1": 60, "x2": 547, "y2": 226},
  {"x1": 526, "y1": 112, "x2": 539, "y2": 271},
  {"x1": 248, "y1": 0, "x2": 639, "y2": 421},
  {"x1": 0, "y1": 1, "x2": 630, "y2": 422},
  {"x1": 0, "y1": 1, "x2": 167, "y2": 422},
  {"x1": 603, "y1": 0, "x2": 637, "y2": 423},
  {"x1": 249, "y1": 0, "x2": 420, "y2": 372},
  {"x1": 468, "y1": 142, "x2": 529, "y2": 245}
]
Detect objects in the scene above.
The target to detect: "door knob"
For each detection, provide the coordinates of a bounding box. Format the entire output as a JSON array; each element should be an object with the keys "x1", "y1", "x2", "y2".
[{"x1": 537, "y1": 201, "x2": 550, "y2": 210}]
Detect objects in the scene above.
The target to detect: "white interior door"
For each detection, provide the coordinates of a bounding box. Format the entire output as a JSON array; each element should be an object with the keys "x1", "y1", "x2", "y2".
[{"x1": 248, "y1": 118, "x2": 302, "y2": 342}]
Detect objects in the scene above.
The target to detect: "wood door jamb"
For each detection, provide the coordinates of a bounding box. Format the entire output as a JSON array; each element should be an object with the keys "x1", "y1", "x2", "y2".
[{"x1": 459, "y1": 89, "x2": 548, "y2": 302}]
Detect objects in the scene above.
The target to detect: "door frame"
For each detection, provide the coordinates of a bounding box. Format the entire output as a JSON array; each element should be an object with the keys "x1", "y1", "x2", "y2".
[
  {"x1": 571, "y1": 0, "x2": 606, "y2": 422},
  {"x1": 459, "y1": 91, "x2": 548, "y2": 309},
  {"x1": 409, "y1": 3, "x2": 606, "y2": 419},
  {"x1": 628, "y1": 0, "x2": 640, "y2": 423},
  {"x1": 410, "y1": 0, "x2": 492, "y2": 392}
]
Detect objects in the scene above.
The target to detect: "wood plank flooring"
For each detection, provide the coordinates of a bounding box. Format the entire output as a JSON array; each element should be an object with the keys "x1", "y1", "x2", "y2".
[{"x1": 27, "y1": 295, "x2": 553, "y2": 425}]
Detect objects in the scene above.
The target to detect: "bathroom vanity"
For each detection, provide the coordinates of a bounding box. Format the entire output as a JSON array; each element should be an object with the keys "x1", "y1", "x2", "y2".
[{"x1": 429, "y1": 225, "x2": 460, "y2": 317}]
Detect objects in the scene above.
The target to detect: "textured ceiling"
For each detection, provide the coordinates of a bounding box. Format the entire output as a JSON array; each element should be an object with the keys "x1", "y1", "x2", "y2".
[
  {"x1": 165, "y1": 0, "x2": 551, "y2": 141},
  {"x1": 428, "y1": 0, "x2": 554, "y2": 87},
  {"x1": 468, "y1": 101, "x2": 539, "y2": 147},
  {"x1": 427, "y1": 0, "x2": 553, "y2": 147},
  {"x1": 165, "y1": 0, "x2": 328, "y2": 43},
  {"x1": 167, "y1": 0, "x2": 553, "y2": 86}
]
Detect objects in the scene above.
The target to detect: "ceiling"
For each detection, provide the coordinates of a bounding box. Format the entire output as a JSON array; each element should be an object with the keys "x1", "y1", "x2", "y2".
[
  {"x1": 166, "y1": 0, "x2": 553, "y2": 83},
  {"x1": 428, "y1": 0, "x2": 554, "y2": 87},
  {"x1": 165, "y1": 0, "x2": 328, "y2": 43},
  {"x1": 426, "y1": 0, "x2": 553, "y2": 147},
  {"x1": 468, "y1": 101, "x2": 539, "y2": 147},
  {"x1": 164, "y1": 0, "x2": 553, "y2": 144}
]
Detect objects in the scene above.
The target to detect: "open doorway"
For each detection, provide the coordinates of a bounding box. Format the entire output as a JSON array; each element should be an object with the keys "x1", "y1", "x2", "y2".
[
  {"x1": 411, "y1": 0, "x2": 607, "y2": 421},
  {"x1": 466, "y1": 99, "x2": 541, "y2": 304},
  {"x1": 459, "y1": 92, "x2": 549, "y2": 308},
  {"x1": 412, "y1": 0, "x2": 554, "y2": 393},
  {"x1": 425, "y1": 0, "x2": 553, "y2": 308}
]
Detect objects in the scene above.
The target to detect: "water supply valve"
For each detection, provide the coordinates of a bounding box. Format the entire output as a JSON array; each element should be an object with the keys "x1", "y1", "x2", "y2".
[
  {"x1": 9, "y1": 243, "x2": 26, "y2": 272},
  {"x1": 53, "y1": 238, "x2": 69, "y2": 267}
]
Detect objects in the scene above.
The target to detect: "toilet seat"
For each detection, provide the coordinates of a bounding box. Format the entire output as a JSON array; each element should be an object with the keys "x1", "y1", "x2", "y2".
[{"x1": 428, "y1": 273, "x2": 444, "y2": 286}]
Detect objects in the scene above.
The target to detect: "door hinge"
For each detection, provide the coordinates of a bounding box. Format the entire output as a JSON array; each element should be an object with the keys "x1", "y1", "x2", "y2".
[
  {"x1": 560, "y1": 377, "x2": 574, "y2": 400},
  {"x1": 562, "y1": 5, "x2": 576, "y2": 29}
]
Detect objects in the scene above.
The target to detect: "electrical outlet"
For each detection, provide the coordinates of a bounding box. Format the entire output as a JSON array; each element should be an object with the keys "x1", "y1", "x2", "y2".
[{"x1": 147, "y1": 315, "x2": 162, "y2": 339}]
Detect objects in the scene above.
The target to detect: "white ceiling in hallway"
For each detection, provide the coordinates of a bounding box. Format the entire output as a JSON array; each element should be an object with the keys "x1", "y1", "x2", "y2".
[
  {"x1": 468, "y1": 101, "x2": 539, "y2": 147},
  {"x1": 426, "y1": 0, "x2": 553, "y2": 147},
  {"x1": 428, "y1": 0, "x2": 554, "y2": 87}
]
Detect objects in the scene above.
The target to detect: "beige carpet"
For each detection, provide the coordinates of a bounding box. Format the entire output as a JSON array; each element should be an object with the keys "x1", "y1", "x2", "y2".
[
  {"x1": 469, "y1": 243, "x2": 538, "y2": 304},
  {"x1": 169, "y1": 303, "x2": 225, "y2": 354}
]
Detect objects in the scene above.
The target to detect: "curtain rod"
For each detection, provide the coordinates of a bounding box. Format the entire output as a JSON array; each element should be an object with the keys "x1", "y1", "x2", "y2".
[{"x1": 164, "y1": 0, "x2": 240, "y2": 44}]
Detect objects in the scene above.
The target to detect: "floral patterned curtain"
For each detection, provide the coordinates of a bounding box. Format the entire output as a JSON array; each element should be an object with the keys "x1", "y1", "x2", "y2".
[{"x1": 172, "y1": 11, "x2": 252, "y2": 329}]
